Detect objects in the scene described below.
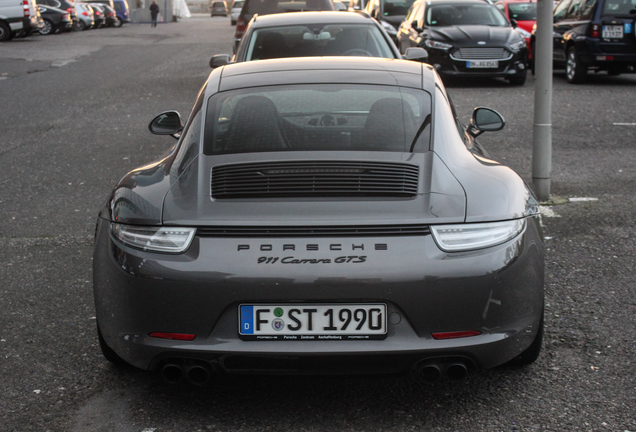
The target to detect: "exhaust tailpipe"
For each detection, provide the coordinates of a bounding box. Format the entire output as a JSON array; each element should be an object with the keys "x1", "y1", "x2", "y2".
[
  {"x1": 445, "y1": 362, "x2": 468, "y2": 381},
  {"x1": 186, "y1": 364, "x2": 212, "y2": 386},
  {"x1": 161, "y1": 363, "x2": 184, "y2": 384},
  {"x1": 415, "y1": 362, "x2": 442, "y2": 383}
]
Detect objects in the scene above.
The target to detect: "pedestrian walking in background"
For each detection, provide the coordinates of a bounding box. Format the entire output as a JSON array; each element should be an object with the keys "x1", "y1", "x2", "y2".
[{"x1": 150, "y1": 0, "x2": 160, "y2": 27}]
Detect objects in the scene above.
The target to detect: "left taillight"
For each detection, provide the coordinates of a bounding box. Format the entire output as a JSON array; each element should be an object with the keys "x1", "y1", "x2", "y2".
[{"x1": 110, "y1": 223, "x2": 196, "y2": 253}]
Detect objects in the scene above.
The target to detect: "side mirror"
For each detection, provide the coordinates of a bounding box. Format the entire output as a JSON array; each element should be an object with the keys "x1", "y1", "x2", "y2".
[
  {"x1": 404, "y1": 47, "x2": 429, "y2": 62},
  {"x1": 468, "y1": 107, "x2": 505, "y2": 137},
  {"x1": 148, "y1": 111, "x2": 183, "y2": 139},
  {"x1": 209, "y1": 53, "x2": 231, "y2": 69},
  {"x1": 334, "y1": 1, "x2": 347, "y2": 11},
  {"x1": 411, "y1": 20, "x2": 423, "y2": 32},
  {"x1": 510, "y1": 18, "x2": 518, "y2": 28}
]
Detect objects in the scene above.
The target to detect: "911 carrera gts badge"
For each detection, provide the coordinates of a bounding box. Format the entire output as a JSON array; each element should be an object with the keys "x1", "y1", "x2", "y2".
[{"x1": 257, "y1": 256, "x2": 367, "y2": 264}]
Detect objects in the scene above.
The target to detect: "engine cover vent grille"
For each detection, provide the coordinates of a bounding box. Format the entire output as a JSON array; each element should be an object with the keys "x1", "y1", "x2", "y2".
[{"x1": 211, "y1": 161, "x2": 420, "y2": 199}]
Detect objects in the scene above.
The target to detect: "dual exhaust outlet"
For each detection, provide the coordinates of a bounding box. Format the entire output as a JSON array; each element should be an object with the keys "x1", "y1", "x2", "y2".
[
  {"x1": 415, "y1": 360, "x2": 470, "y2": 383},
  {"x1": 161, "y1": 361, "x2": 214, "y2": 385}
]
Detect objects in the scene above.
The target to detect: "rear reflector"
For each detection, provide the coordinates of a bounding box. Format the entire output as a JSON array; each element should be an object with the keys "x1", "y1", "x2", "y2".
[
  {"x1": 149, "y1": 332, "x2": 196, "y2": 341},
  {"x1": 431, "y1": 330, "x2": 482, "y2": 340}
]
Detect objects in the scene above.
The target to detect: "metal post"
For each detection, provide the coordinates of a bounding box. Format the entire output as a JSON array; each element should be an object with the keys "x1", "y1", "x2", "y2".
[{"x1": 532, "y1": 0, "x2": 553, "y2": 202}]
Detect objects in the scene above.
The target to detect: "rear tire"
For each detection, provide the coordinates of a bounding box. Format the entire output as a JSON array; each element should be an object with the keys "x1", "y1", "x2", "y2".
[
  {"x1": 113, "y1": 17, "x2": 123, "y2": 27},
  {"x1": 97, "y1": 324, "x2": 127, "y2": 366},
  {"x1": 566, "y1": 46, "x2": 587, "y2": 84},
  {"x1": 0, "y1": 22, "x2": 10, "y2": 42},
  {"x1": 40, "y1": 19, "x2": 53, "y2": 35}
]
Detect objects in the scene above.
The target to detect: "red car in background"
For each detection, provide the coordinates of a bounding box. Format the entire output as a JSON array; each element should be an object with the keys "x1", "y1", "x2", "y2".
[{"x1": 495, "y1": 0, "x2": 536, "y2": 62}]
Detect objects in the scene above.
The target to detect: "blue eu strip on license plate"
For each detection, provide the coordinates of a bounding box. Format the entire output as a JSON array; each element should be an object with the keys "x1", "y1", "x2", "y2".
[{"x1": 240, "y1": 305, "x2": 254, "y2": 335}]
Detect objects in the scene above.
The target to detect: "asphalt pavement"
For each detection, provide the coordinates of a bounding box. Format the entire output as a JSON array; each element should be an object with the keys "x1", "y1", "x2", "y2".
[{"x1": 1, "y1": 16, "x2": 635, "y2": 432}]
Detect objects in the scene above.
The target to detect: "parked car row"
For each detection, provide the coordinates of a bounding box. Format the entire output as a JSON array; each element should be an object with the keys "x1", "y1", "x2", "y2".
[
  {"x1": 0, "y1": 0, "x2": 129, "y2": 40},
  {"x1": 530, "y1": 0, "x2": 636, "y2": 83}
]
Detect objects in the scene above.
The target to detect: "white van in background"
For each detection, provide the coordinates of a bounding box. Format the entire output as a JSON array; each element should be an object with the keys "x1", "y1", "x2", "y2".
[{"x1": 0, "y1": 0, "x2": 43, "y2": 41}]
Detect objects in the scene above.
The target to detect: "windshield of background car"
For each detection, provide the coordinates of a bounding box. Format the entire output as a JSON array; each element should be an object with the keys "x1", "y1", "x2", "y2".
[
  {"x1": 203, "y1": 84, "x2": 432, "y2": 155},
  {"x1": 507, "y1": 2, "x2": 536, "y2": 20},
  {"x1": 245, "y1": 0, "x2": 333, "y2": 15},
  {"x1": 602, "y1": 0, "x2": 634, "y2": 15},
  {"x1": 427, "y1": 4, "x2": 509, "y2": 26},
  {"x1": 383, "y1": 0, "x2": 416, "y2": 15},
  {"x1": 245, "y1": 24, "x2": 396, "y2": 60}
]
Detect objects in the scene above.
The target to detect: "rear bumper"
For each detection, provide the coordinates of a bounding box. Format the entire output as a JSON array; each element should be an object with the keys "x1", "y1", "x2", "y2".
[{"x1": 93, "y1": 216, "x2": 545, "y2": 373}]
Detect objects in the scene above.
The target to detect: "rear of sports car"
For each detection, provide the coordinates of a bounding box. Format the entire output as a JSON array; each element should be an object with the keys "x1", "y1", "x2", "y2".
[{"x1": 93, "y1": 59, "x2": 544, "y2": 384}]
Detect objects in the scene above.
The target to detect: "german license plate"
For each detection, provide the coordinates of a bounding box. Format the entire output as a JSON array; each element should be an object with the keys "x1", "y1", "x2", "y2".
[
  {"x1": 466, "y1": 60, "x2": 498, "y2": 68},
  {"x1": 239, "y1": 304, "x2": 387, "y2": 340},
  {"x1": 603, "y1": 25, "x2": 623, "y2": 39}
]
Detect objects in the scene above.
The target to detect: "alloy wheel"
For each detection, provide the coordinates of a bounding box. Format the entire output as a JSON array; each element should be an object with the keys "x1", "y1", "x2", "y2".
[{"x1": 40, "y1": 20, "x2": 53, "y2": 35}]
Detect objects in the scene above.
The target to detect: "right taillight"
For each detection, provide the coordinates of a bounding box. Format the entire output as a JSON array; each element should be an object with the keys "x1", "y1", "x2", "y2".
[
  {"x1": 589, "y1": 23, "x2": 600, "y2": 38},
  {"x1": 23, "y1": 0, "x2": 30, "y2": 18},
  {"x1": 234, "y1": 18, "x2": 246, "y2": 38}
]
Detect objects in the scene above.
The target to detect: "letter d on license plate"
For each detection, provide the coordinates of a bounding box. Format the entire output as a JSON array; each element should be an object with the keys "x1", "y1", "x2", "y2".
[{"x1": 239, "y1": 304, "x2": 387, "y2": 341}]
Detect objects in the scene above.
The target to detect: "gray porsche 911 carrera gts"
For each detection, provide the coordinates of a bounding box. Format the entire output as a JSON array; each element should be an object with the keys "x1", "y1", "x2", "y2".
[{"x1": 93, "y1": 57, "x2": 544, "y2": 385}]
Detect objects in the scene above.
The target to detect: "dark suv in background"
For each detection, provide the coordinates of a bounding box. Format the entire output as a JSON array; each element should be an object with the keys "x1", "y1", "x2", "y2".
[
  {"x1": 536, "y1": 0, "x2": 636, "y2": 83},
  {"x1": 233, "y1": 0, "x2": 335, "y2": 51}
]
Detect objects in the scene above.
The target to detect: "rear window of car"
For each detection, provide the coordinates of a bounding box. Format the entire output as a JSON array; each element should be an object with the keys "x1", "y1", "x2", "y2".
[
  {"x1": 213, "y1": 1, "x2": 225, "y2": 6},
  {"x1": 204, "y1": 84, "x2": 432, "y2": 155},
  {"x1": 246, "y1": 0, "x2": 333, "y2": 15},
  {"x1": 233, "y1": 0, "x2": 244, "y2": 7},
  {"x1": 507, "y1": 2, "x2": 536, "y2": 20},
  {"x1": 602, "y1": 0, "x2": 635, "y2": 15},
  {"x1": 244, "y1": 24, "x2": 396, "y2": 60},
  {"x1": 427, "y1": 4, "x2": 509, "y2": 26},
  {"x1": 383, "y1": 0, "x2": 416, "y2": 16}
]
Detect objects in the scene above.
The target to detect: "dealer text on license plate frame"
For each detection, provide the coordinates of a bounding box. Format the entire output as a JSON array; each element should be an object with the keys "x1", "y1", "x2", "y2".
[
  {"x1": 466, "y1": 60, "x2": 499, "y2": 68},
  {"x1": 239, "y1": 304, "x2": 387, "y2": 341}
]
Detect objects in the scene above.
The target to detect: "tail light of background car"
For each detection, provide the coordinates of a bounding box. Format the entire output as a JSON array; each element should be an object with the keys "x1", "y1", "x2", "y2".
[
  {"x1": 82, "y1": 10, "x2": 89, "y2": 16},
  {"x1": 235, "y1": 18, "x2": 245, "y2": 38},
  {"x1": 589, "y1": 23, "x2": 600, "y2": 38},
  {"x1": 23, "y1": 0, "x2": 30, "y2": 18}
]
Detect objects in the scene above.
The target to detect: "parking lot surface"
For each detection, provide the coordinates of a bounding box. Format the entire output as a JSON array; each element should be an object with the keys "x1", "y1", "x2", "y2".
[{"x1": 1, "y1": 16, "x2": 636, "y2": 431}]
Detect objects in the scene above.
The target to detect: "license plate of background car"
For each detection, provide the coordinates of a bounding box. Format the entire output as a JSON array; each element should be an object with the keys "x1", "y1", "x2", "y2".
[
  {"x1": 239, "y1": 304, "x2": 387, "y2": 340},
  {"x1": 466, "y1": 60, "x2": 498, "y2": 68},
  {"x1": 602, "y1": 25, "x2": 623, "y2": 39}
]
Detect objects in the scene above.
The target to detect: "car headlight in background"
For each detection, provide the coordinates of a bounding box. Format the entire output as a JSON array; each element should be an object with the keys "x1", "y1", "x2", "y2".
[
  {"x1": 380, "y1": 20, "x2": 397, "y2": 36},
  {"x1": 508, "y1": 39, "x2": 527, "y2": 51},
  {"x1": 111, "y1": 223, "x2": 196, "y2": 253},
  {"x1": 425, "y1": 39, "x2": 453, "y2": 50},
  {"x1": 514, "y1": 27, "x2": 532, "y2": 39},
  {"x1": 431, "y1": 219, "x2": 526, "y2": 252}
]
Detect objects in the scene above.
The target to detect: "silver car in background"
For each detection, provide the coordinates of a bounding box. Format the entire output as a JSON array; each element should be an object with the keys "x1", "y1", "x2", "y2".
[
  {"x1": 230, "y1": 0, "x2": 243, "y2": 25},
  {"x1": 75, "y1": 2, "x2": 95, "y2": 30}
]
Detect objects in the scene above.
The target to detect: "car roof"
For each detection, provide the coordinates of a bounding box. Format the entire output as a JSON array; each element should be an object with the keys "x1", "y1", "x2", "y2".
[
  {"x1": 250, "y1": 11, "x2": 375, "y2": 27},
  {"x1": 208, "y1": 57, "x2": 437, "y2": 95}
]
